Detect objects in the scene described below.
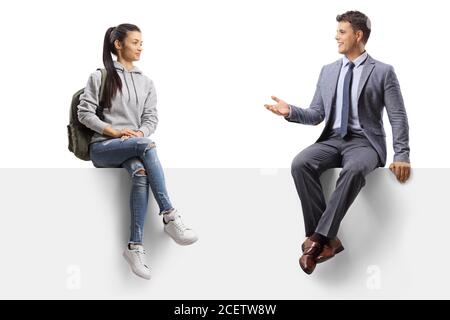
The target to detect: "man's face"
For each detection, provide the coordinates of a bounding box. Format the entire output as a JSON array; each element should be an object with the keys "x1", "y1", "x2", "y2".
[{"x1": 335, "y1": 21, "x2": 360, "y2": 55}]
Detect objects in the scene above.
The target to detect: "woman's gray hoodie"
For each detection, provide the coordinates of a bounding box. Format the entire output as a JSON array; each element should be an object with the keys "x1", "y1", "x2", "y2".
[{"x1": 77, "y1": 61, "x2": 158, "y2": 144}]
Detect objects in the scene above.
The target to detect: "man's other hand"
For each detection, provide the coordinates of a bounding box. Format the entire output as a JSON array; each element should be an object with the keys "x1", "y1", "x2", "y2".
[{"x1": 389, "y1": 162, "x2": 411, "y2": 183}]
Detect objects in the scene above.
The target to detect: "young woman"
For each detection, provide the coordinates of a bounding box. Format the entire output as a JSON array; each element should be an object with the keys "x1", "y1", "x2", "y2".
[{"x1": 77, "y1": 23, "x2": 198, "y2": 280}]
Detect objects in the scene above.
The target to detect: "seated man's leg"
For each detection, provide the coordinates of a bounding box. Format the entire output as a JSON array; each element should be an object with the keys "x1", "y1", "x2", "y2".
[
  {"x1": 291, "y1": 139, "x2": 341, "y2": 237},
  {"x1": 315, "y1": 138, "x2": 380, "y2": 239}
]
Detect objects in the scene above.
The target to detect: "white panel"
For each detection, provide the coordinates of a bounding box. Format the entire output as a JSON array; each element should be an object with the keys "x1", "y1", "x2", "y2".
[{"x1": 0, "y1": 168, "x2": 445, "y2": 299}]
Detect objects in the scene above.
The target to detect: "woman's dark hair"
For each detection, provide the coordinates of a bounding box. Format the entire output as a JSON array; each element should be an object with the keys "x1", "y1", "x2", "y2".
[
  {"x1": 336, "y1": 11, "x2": 371, "y2": 44},
  {"x1": 102, "y1": 23, "x2": 141, "y2": 109}
]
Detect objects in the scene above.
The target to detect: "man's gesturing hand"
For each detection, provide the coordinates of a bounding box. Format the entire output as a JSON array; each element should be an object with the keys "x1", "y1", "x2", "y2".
[{"x1": 264, "y1": 96, "x2": 290, "y2": 117}]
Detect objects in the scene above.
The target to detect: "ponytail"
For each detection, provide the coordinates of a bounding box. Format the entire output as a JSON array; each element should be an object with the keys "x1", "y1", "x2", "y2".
[
  {"x1": 101, "y1": 24, "x2": 141, "y2": 109},
  {"x1": 102, "y1": 27, "x2": 122, "y2": 109}
]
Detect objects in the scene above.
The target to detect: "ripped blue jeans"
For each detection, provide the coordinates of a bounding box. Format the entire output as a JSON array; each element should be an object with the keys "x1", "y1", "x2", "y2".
[{"x1": 89, "y1": 137, "x2": 174, "y2": 244}]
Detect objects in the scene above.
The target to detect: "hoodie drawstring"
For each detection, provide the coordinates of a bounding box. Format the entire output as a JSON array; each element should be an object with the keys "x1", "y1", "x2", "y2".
[
  {"x1": 115, "y1": 64, "x2": 140, "y2": 106},
  {"x1": 123, "y1": 73, "x2": 132, "y2": 103},
  {"x1": 130, "y1": 73, "x2": 139, "y2": 106}
]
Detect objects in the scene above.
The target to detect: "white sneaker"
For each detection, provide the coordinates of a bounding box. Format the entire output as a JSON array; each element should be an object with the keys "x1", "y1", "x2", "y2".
[
  {"x1": 122, "y1": 244, "x2": 151, "y2": 280},
  {"x1": 163, "y1": 210, "x2": 198, "y2": 245}
]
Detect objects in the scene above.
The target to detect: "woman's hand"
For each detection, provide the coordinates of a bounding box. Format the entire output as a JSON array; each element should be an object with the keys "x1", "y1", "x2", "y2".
[
  {"x1": 116, "y1": 129, "x2": 145, "y2": 141},
  {"x1": 121, "y1": 130, "x2": 144, "y2": 138},
  {"x1": 103, "y1": 126, "x2": 144, "y2": 139},
  {"x1": 116, "y1": 128, "x2": 140, "y2": 138}
]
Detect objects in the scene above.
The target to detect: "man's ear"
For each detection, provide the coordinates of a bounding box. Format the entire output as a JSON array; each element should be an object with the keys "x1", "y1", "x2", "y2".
[{"x1": 356, "y1": 30, "x2": 364, "y2": 43}]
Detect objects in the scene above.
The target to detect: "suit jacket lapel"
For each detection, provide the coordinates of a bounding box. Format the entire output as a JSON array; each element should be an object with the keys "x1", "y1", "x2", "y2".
[{"x1": 357, "y1": 55, "x2": 375, "y2": 102}]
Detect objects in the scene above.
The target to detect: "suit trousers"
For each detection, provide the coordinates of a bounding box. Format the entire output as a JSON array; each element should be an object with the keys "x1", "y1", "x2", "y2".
[{"x1": 291, "y1": 129, "x2": 380, "y2": 238}]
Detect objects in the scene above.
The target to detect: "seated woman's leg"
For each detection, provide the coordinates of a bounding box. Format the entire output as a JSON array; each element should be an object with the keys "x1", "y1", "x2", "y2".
[
  {"x1": 121, "y1": 157, "x2": 149, "y2": 245},
  {"x1": 135, "y1": 140, "x2": 174, "y2": 215},
  {"x1": 90, "y1": 137, "x2": 152, "y2": 168},
  {"x1": 133, "y1": 139, "x2": 198, "y2": 246},
  {"x1": 90, "y1": 138, "x2": 153, "y2": 279}
]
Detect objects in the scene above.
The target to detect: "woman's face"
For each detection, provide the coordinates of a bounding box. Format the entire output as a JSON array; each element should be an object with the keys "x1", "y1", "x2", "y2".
[{"x1": 115, "y1": 31, "x2": 143, "y2": 62}]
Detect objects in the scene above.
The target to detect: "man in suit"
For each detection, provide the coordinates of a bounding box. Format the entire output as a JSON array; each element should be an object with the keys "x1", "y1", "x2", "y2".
[{"x1": 265, "y1": 11, "x2": 411, "y2": 275}]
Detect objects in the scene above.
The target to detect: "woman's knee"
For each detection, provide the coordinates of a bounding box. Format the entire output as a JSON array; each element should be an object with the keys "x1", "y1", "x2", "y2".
[
  {"x1": 135, "y1": 168, "x2": 146, "y2": 176},
  {"x1": 122, "y1": 157, "x2": 146, "y2": 177},
  {"x1": 136, "y1": 138, "x2": 156, "y2": 156},
  {"x1": 131, "y1": 168, "x2": 148, "y2": 185}
]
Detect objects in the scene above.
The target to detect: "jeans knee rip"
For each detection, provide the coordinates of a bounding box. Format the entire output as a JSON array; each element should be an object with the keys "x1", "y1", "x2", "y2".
[
  {"x1": 132, "y1": 168, "x2": 147, "y2": 177},
  {"x1": 143, "y1": 142, "x2": 156, "y2": 155}
]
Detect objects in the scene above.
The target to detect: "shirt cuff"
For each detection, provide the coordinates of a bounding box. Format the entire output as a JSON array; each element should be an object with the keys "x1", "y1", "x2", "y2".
[{"x1": 284, "y1": 104, "x2": 293, "y2": 119}]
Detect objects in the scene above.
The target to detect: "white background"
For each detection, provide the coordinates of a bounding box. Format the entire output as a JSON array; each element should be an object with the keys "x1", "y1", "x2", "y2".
[
  {"x1": 0, "y1": 0, "x2": 448, "y2": 169},
  {"x1": 1, "y1": 0, "x2": 449, "y2": 300}
]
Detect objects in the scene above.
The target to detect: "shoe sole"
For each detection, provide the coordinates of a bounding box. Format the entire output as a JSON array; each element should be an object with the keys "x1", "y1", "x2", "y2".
[
  {"x1": 123, "y1": 251, "x2": 151, "y2": 280},
  {"x1": 164, "y1": 229, "x2": 199, "y2": 246},
  {"x1": 316, "y1": 245, "x2": 344, "y2": 264}
]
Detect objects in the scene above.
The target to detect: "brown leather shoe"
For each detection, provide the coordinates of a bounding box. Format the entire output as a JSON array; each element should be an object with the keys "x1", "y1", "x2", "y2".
[
  {"x1": 299, "y1": 239, "x2": 322, "y2": 275},
  {"x1": 316, "y1": 237, "x2": 344, "y2": 264},
  {"x1": 301, "y1": 237, "x2": 312, "y2": 253}
]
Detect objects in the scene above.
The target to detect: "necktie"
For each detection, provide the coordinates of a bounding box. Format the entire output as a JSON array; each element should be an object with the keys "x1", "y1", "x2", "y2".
[{"x1": 340, "y1": 61, "x2": 355, "y2": 138}]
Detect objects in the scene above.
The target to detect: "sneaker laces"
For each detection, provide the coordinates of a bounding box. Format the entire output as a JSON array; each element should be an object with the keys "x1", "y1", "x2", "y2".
[
  {"x1": 172, "y1": 215, "x2": 189, "y2": 232},
  {"x1": 130, "y1": 247, "x2": 148, "y2": 268}
]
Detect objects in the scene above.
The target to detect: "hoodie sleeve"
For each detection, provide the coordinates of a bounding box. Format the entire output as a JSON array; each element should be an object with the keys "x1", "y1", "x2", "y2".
[
  {"x1": 77, "y1": 71, "x2": 110, "y2": 134},
  {"x1": 138, "y1": 79, "x2": 158, "y2": 137}
]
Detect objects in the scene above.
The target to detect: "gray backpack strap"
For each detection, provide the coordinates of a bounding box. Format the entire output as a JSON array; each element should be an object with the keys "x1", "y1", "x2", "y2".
[
  {"x1": 97, "y1": 68, "x2": 107, "y2": 102},
  {"x1": 96, "y1": 68, "x2": 107, "y2": 120}
]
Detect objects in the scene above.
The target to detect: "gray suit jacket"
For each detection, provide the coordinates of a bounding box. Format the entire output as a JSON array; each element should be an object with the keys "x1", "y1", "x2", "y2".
[{"x1": 285, "y1": 55, "x2": 410, "y2": 167}]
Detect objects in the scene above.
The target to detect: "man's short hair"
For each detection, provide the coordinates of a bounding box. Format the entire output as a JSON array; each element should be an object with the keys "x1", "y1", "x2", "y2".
[{"x1": 336, "y1": 11, "x2": 371, "y2": 44}]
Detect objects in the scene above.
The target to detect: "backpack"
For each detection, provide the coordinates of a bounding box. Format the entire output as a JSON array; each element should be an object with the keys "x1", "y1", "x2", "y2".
[{"x1": 67, "y1": 68, "x2": 107, "y2": 161}]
